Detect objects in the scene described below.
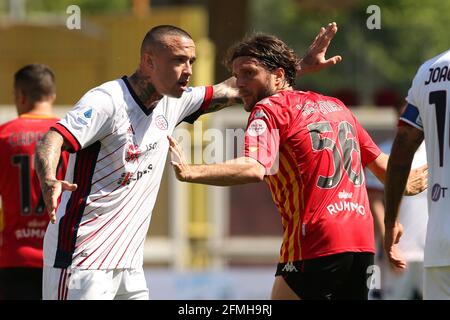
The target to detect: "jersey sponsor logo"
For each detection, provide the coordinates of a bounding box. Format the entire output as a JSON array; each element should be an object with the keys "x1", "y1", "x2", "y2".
[
  {"x1": 155, "y1": 115, "x2": 168, "y2": 130},
  {"x1": 431, "y1": 183, "x2": 448, "y2": 202},
  {"x1": 125, "y1": 142, "x2": 158, "y2": 163},
  {"x1": 15, "y1": 228, "x2": 45, "y2": 239},
  {"x1": 117, "y1": 163, "x2": 153, "y2": 186},
  {"x1": 125, "y1": 144, "x2": 141, "y2": 163},
  {"x1": 247, "y1": 119, "x2": 267, "y2": 137},
  {"x1": 338, "y1": 190, "x2": 353, "y2": 199},
  {"x1": 327, "y1": 201, "x2": 366, "y2": 216},
  {"x1": 425, "y1": 66, "x2": 450, "y2": 85}
]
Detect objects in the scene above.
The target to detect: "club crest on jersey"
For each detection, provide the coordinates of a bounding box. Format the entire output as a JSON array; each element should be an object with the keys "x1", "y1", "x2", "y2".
[
  {"x1": 247, "y1": 119, "x2": 267, "y2": 137},
  {"x1": 155, "y1": 115, "x2": 168, "y2": 130}
]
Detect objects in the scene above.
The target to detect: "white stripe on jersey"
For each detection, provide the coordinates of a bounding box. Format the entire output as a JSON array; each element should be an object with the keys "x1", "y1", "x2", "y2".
[
  {"x1": 43, "y1": 77, "x2": 212, "y2": 269},
  {"x1": 405, "y1": 49, "x2": 450, "y2": 267}
]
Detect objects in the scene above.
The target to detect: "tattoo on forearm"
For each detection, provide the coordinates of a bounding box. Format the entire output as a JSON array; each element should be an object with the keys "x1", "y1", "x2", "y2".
[
  {"x1": 207, "y1": 81, "x2": 242, "y2": 114},
  {"x1": 35, "y1": 131, "x2": 63, "y2": 183}
]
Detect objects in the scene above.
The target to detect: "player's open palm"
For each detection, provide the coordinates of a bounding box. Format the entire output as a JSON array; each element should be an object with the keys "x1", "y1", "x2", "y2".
[
  {"x1": 42, "y1": 179, "x2": 77, "y2": 223},
  {"x1": 298, "y1": 22, "x2": 343, "y2": 75},
  {"x1": 167, "y1": 135, "x2": 190, "y2": 181}
]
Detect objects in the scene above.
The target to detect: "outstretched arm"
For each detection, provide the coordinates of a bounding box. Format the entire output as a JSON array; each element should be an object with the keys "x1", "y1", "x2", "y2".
[
  {"x1": 35, "y1": 129, "x2": 77, "y2": 223},
  {"x1": 168, "y1": 136, "x2": 265, "y2": 186}
]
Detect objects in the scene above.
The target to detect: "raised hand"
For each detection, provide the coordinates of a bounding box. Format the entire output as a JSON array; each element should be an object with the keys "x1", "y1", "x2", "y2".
[{"x1": 297, "y1": 22, "x2": 342, "y2": 76}]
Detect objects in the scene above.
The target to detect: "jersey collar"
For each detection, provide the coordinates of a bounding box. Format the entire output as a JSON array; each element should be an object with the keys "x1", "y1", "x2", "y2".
[{"x1": 121, "y1": 76, "x2": 153, "y2": 116}]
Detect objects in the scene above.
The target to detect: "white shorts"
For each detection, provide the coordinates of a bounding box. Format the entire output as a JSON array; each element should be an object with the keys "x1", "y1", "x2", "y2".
[
  {"x1": 43, "y1": 265, "x2": 149, "y2": 300},
  {"x1": 424, "y1": 266, "x2": 450, "y2": 300}
]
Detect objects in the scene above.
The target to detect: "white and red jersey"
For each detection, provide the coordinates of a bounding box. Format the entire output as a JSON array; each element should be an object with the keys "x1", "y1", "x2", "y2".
[
  {"x1": 244, "y1": 90, "x2": 380, "y2": 262},
  {"x1": 400, "y1": 49, "x2": 450, "y2": 267},
  {"x1": 44, "y1": 76, "x2": 212, "y2": 269}
]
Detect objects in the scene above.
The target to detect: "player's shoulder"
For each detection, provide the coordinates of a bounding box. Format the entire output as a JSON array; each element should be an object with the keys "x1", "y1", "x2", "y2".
[
  {"x1": 0, "y1": 117, "x2": 21, "y2": 135},
  {"x1": 415, "y1": 49, "x2": 450, "y2": 77},
  {"x1": 75, "y1": 79, "x2": 121, "y2": 115},
  {"x1": 255, "y1": 90, "x2": 305, "y2": 113},
  {"x1": 425, "y1": 49, "x2": 450, "y2": 66}
]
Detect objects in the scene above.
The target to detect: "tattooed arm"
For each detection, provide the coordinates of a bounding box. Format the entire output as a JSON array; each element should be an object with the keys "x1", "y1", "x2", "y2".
[
  {"x1": 35, "y1": 129, "x2": 77, "y2": 223},
  {"x1": 204, "y1": 77, "x2": 241, "y2": 114}
]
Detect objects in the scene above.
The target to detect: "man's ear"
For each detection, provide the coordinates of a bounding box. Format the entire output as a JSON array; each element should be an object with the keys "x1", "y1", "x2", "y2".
[
  {"x1": 274, "y1": 67, "x2": 286, "y2": 86},
  {"x1": 142, "y1": 52, "x2": 154, "y2": 69}
]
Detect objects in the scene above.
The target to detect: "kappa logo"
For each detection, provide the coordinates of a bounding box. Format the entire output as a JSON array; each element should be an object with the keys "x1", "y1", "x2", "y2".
[
  {"x1": 155, "y1": 115, "x2": 168, "y2": 130},
  {"x1": 282, "y1": 262, "x2": 298, "y2": 273}
]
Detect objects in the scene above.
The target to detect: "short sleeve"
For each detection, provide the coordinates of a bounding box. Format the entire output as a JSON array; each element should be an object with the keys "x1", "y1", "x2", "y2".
[
  {"x1": 405, "y1": 68, "x2": 422, "y2": 109},
  {"x1": 244, "y1": 106, "x2": 280, "y2": 173},
  {"x1": 177, "y1": 86, "x2": 213, "y2": 124},
  {"x1": 364, "y1": 140, "x2": 392, "y2": 191},
  {"x1": 353, "y1": 117, "x2": 381, "y2": 166},
  {"x1": 52, "y1": 89, "x2": 115, "y2": 152}
]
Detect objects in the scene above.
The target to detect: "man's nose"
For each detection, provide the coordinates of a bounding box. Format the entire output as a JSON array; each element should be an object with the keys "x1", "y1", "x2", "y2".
[
  {"x1": 183, "y1": 62, "x2": 193, "y2": 76},
  {"x1": 235, "y1": 77, "x2": 245, "y2": 88}
]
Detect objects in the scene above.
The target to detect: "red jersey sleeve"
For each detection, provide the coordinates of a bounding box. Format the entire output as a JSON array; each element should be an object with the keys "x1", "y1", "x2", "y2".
[
  {"x1": 244, "y1": 106, "x2": 280, "y2": 172},
  {"x1": 353, "y1": 116, "x2": 381, "y2": 166}
]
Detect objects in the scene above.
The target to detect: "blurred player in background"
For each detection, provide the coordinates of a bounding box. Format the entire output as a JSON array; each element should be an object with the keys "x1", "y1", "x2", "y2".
[
  {"x1": 0, "y1": 64, "x2": 67, "y2": 299},
  {"x1": 168, "y1": 33, "x2": 427, "y2": 300},
  {"x1": 367, "y1": 140, "x2": 427, "y2": 299},
  {"x1": 35, "y1": 24, "x2": 339, "y2": 300},
  {"x1": 384, "y1": 49, "x2": 450, "y2": 300}
]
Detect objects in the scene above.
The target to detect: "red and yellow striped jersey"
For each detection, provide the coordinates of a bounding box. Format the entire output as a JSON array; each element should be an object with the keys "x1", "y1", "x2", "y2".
[{"x1": 244, "y1": 90, "x2": 380, "y2": 262}]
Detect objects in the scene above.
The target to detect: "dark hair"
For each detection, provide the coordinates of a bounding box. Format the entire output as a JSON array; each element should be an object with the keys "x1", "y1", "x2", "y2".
[
  {"x1": 14, "y1": 64, "x2": 56, "y2": 102},
  {"x1": 225, "y1": 34, "x2": 301, "y2": 86},
  {"x1": 141, "y1": 25, "x2": 192, "y2": 54}
]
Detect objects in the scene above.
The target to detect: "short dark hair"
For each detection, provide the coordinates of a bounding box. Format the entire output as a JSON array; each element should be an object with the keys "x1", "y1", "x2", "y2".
[
  {"x1": 14, "y1": 64, "x2": 56, "y2": 103},
  {"x1": 141, "y1": 25, "x2": 192, "y2": 54},
  {"x1": 225, "y1": 34, "x2": 301, "y2": 86}
]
